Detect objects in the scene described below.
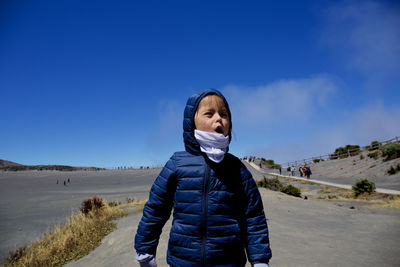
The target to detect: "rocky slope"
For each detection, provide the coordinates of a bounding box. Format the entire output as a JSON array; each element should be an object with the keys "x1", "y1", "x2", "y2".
[{"x1": 253, "y1": 147, "x2": 400, "y2": 190}]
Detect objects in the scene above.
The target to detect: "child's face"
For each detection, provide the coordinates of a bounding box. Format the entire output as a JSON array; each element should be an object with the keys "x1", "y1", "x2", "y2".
[{"x1": 194, "y1": 95, "x2": 230, "y2": 136}]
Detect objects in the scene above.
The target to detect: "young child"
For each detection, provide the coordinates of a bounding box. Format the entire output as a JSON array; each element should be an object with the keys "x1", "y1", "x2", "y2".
[{"x1": 135, "y1": 89, "x2": 271, "y2": 266}]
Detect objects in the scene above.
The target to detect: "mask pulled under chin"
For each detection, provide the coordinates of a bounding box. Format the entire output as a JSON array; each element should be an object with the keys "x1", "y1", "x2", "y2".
[{"x1": 194, "y1": 129, "x2": 229, "y2": 163}]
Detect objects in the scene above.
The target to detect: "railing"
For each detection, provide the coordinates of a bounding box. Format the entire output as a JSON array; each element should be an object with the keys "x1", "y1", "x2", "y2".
[{"x1": 280, "y1": 136, "x2": 399, "y2": 167}]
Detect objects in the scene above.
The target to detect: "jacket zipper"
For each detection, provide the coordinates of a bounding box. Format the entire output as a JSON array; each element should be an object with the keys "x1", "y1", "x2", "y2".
[{"x1": 201, "y1": 164, "x2": 210, "y2": 267}]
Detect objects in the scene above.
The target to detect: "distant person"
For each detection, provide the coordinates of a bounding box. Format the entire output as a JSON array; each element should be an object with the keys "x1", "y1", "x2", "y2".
[
  {"x1": 57, "y1": 179, "x2": 59, "y2": 184},
  {"x1": 63, "y1": 180, "x2": 66, "y2": 186},
  {"x1": 304, "y1": 166, "x2": 312, "y2": 178},
  {"x1": 291, "y1": 166, "x2": 295, "y2": 176},
  {"x1": 135, "y1": 89, "x2": 271, "y2": 266},
  {"x1": 67, "y1": 178, "x2": 70, "y2": 183},
  {"x1": 279, "y1": 167, "x2": 282, "y2": 175},
  {"x1": 287, "y1": 166, "x2": 291, "y2": 176},
  {"x1": 299, "y1": 167, "x2": 303, "y2": 177}
]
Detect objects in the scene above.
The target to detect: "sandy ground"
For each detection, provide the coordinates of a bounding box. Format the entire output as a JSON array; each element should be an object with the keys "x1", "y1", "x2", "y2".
[
  {"x1": 2, "y1": 161, "x2": 400, "y2": 266},
  {"x1": 66, "y1": 165, "x2": 400, "y2": 267},
  {"x1": 0, "y1": 169, "x2": 161, "y2": 264},
  {"x1": 65, "y1": 188, "x2": 400, "y2": 267}
]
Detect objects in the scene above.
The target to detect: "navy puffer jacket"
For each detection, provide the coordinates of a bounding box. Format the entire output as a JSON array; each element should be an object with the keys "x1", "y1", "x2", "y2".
[{"x1": 135, "y1": 89, "x2": 271, "y2": 266}]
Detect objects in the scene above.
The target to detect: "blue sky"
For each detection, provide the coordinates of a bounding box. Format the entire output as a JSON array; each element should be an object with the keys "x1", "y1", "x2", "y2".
[{"x1": 1, "y1": 0, "x2": 399, "y2": 168}]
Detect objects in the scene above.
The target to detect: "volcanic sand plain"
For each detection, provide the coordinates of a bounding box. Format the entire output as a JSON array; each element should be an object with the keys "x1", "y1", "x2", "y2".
[
  {"x1": 1, "y1": 159, "x2": 400, "y2": 266},
  {"x1": 68, "y1": 162, "x2": 400, "y2": 267},
  {"x1": 0, "y1": 168, "x2": 160, "y2": 264}
]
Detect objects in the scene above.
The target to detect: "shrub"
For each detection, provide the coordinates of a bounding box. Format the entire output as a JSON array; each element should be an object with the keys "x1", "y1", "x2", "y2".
[
  {"x1": 126, "y1": 197, "x2": 137, "y2": 203},
  {"x1": 313, "y1": 159, "x2": 321, "y2": 163},
  {"x1": 265, "y1": 159, "x2": 275, "y2": 166},
  {"x1": 329, "y1": 154, "x2": 338, "y2": 160},
  {"x1": 387, "y1": 164, "x2": 400, "y2": 175},
  {"x1": 261, "y1": 158, "x2": 280, "y2": 169},
  {"x1": 369, "y1": 141, "x2": 381, "y2": 151},
  {"x1": 256, "y1": 177, "x2": 283, "y2": 191},
  {"x1": 6, "y1": 246, "x2": 27, "y2": 264},
  {"x1": 352, "y1": 179, "x2": 376, "y2": 197},
  {"x1": 274, "y1": 164, "x2": 282, "y2": 170},
  {"x1": 108, "y1": 201, "x2": 121, "y2": 207},
  {"x1": 256, "y1": 178, "x2": 265, "y2": 187},
  {"x1": 81, "y1": 196, "x2": 104, "y2": 214},
  {"x1": 330, "y1": 144, "x2": 360, "y2": 159},
  {"x1": 387, "y1": 166, "x2": 396, "y2": 175},
  {"x1": 367, "y1": 151, "x2": 379, "y2": 159},
  {"x1": 280, "y1": 185, "x2": 301, "y2": 197},
  {"x1": 382, "y1": 143, "x2": 400, "y2": 161}
]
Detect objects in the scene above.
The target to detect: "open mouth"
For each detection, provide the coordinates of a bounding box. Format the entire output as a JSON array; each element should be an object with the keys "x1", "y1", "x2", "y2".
[{"x1": 215, "y1": 127, "x2": 224, "y2": 134}]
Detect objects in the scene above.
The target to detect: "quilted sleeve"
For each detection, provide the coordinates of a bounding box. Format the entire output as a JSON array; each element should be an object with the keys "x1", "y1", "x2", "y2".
[
  {"x1": 241, "y1": 167, "x2": 272, "y2": 264},
  {"x1": 134, "y1": 157, "x2": 177, "y2": 255}
]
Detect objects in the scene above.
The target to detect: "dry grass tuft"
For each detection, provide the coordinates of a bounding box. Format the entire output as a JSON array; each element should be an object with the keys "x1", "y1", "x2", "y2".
[
  {"x1": 297, "y1": 179, "x2": 317, "y2": 185},
  {"x1": 369, "y1": 196, "x2": 400, "y2": 209},
  {"x1": 276, "y1": 174, "x2": 400, "y2": 210},
  {"x1": 322, "y1": 186, "x2": 333, "y2": 194},
  {"x1": 4, "y1": 198, "x2": 146, "y2": 267},
  {"x1": 316, "y1": 186, "x2": 353, "y2": 198},
  {"x1": 125, "y1": 197, "x2": 147, "y2": 205},
  {"x1": 314, "y1": 185, "x2": 400, "y2": 209}
]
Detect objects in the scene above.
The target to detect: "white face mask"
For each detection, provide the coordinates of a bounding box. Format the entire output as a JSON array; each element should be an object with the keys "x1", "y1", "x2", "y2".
[{"x1": 194, "y1": 129, "x2": 229, "y2": 163}]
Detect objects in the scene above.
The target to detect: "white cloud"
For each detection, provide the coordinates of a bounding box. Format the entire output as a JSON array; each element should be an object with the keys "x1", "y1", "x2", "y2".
[
  {"x1": 251, "y1": 103, "x2": 400, "y2": 164},
  {"x1": 320, "y1": 0, "x2": 400, "y2": 76},
  {"x1": 321, "y1": 103, "x2": 400, "y2": 149},
  {"x1": 149, "y1": 77, "x2": 400, "y2": 167},
  {"x1": 223, "y1": 74, "x2": 338, "y2": 129}
]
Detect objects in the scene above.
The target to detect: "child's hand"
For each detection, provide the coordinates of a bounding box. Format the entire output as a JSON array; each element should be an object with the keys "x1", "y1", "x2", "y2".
[
  {"x1": 139, "y1": 260, "x2": 156, "y2": 267},
  {"x1": 138, "y1": 258, "x2": 157, "y2": 267},
  {"x1": 136, "y1": 253, "x2": 157, "y2": 267}
]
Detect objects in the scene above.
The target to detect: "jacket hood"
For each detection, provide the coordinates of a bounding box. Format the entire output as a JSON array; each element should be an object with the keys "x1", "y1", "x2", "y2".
[{"x1": 183, "y1": 89, "x2": 232, "y2": 155}]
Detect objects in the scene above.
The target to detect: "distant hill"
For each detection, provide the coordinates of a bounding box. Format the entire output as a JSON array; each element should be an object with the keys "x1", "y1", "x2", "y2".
[
  {"x1": 0, "y1": 160, "x2": 23, "y2": 167},
  {"x1": 249, "y1": 140, "x2": 400, "y2": 187},
  {"x1": 0, "y1": 159, "x2": 105, "y2": 171}
]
